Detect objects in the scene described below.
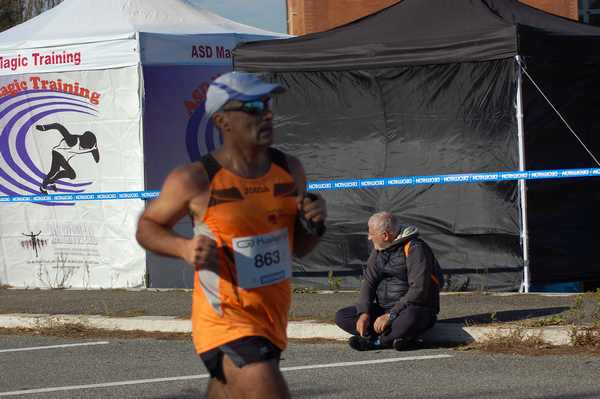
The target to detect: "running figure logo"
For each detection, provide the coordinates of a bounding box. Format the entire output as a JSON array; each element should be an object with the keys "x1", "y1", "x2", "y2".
[
  {"x1": 20, "y1": 231, "x2": 47, "y2": 258},
  {"x1": 36, "y1": 123, "x2": 100, "y2": 194}
]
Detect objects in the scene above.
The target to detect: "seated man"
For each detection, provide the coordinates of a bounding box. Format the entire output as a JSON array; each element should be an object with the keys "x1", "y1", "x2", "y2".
[{"x1": 335, "y1": 211, "x2": 443, "y2": 351}]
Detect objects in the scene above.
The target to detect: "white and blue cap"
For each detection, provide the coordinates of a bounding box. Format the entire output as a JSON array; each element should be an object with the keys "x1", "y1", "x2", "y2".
[{"x1": 205, "y1": 71, "x2": 284, "y2": 118}]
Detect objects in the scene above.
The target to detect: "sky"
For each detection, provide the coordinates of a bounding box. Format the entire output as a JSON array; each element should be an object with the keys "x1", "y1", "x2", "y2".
[{"x1": 190, "y1": 0, "x2": 288, "y2": 33}]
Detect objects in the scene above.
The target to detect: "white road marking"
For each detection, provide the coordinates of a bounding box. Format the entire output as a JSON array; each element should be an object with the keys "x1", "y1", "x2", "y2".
[
  {"x1": 282, "y1": 354, "x2": 453, "y2": 371},
  {"x1": 0, "y1": 341, "x2": 110, "y2": 354},
  {"x1": 0, "y1": 375, "x2": 211, "y2": 397},
  {"x1": 0, "y1": 354, "x2": 452, "y2": 397}
]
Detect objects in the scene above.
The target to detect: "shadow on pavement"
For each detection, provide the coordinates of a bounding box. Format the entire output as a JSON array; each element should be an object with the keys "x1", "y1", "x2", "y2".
[
  {"x1": 439, "y1": 306, "x2": 570, "y2": 324},
  {"x1": 150, "y1": 386, "x2": 342, "y2": 399}
]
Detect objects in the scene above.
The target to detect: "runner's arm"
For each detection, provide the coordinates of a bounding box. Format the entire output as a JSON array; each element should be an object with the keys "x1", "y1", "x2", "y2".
[
  {"x1": 286, "y1": 155, "x2": 327, "y2": 258},
  {"x1": 135, "y1": 164, "x2": 207, "y2": 261}
]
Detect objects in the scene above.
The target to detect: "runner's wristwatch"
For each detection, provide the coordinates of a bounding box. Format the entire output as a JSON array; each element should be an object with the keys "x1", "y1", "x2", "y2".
[
  {"x1": 388, "y1": 311, "x2": 398, "y2": 322},
  {"x1": 299, "y1": 193, "x2": 326, "y2": 236}
]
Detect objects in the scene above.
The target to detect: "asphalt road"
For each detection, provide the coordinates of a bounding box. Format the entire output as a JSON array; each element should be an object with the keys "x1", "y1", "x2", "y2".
[{"x1": 1, "y1": 334, "x2": 599, "y2": 398}]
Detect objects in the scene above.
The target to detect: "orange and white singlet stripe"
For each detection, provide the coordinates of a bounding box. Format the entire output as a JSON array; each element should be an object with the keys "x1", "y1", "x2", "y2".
[{"x1": 192, "y1": 148, "x2": 298, "y2": 354}]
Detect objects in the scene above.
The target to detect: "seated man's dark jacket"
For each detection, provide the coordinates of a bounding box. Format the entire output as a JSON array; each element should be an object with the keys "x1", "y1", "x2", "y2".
[{"x1": 355, "y1": 226, "x2": 440, "y2": 316}]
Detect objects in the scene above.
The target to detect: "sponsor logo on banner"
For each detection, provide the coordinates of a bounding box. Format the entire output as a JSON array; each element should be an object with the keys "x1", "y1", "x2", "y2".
[
  {"x1": 21, "y1": 222, "x2": 103, "y2": 289},
  {"x1": 0, "y1": 75, "x2": 102, "y2": 205},
  {"x1": 20, "y1": 230, "x2": 48, "y2": 258},
  {"x1": 185, "y1": 75, "x2": 223, "y2": 161}
]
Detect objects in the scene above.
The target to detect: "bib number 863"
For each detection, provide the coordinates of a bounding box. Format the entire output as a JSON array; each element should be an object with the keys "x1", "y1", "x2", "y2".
[{"x1": 254, "y1": 250, "x2": 280, "y2": 268}]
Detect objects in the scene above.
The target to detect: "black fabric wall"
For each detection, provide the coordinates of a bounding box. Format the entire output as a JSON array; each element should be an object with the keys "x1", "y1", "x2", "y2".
[
  {"x1": 523, "y1": 61, "x2": 600, "y2": 284},
  {"x1": 269, "y1": 59, "x2": 524, "y2": 291}
]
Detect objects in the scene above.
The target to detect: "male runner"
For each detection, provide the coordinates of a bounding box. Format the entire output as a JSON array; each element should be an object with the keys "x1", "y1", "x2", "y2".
[{"x1": 136, "y1": 72, "x2": 327, "y2": 399}]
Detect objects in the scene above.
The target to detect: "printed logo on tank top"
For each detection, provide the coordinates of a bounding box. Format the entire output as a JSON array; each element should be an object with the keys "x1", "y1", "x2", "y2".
[
  {"x1": 208, "y1": 187, "x2": 244, "y2": 207},
  {"x1": 243, "y1": 184, "x2": 270, "y2": 195}
]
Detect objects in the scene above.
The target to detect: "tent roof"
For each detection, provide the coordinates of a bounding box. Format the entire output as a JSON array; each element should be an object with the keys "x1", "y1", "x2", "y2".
[
  {"x1": 0, "y1": 0, "x2": 283, "y2": 50},
  {"x1": 234, "y1": 0, "x2": 600, "y2": 71}
]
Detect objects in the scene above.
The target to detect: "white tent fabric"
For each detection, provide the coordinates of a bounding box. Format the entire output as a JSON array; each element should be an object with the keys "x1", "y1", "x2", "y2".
[
  {"x1": 0, "y1": 0, "x2": 281, "y2": 50},
  {"x1": 0, "y1": 0, "x2": 286, "y2": 288},
  {"x1": 0, "y1": 0, "x2": 286, "y2": 74}
]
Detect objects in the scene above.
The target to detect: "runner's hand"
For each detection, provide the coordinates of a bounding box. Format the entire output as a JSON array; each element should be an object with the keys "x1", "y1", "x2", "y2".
[
  {"x1": 356, "y1": 313, "x2": 370, "y2": 336},
  {"x1": 298, "y1": 193, "x2": 327, "y2": 224},
  {"x1": 373, "y1": 314, "x2": 391, "y2": 334},
  {"x1": 182, "y1": 235, "x2": 218, "y2": 270}
]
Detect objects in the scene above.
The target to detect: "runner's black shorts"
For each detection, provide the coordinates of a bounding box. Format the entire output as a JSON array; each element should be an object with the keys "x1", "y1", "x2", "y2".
[{"x1": 199, "y1": 336, "x2": 282, "y2": 382}]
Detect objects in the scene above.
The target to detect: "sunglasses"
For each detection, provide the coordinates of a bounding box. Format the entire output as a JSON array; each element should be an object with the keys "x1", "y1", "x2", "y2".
[{"x1": 223, "y1": 98, "x2": 273, "y2": 115}]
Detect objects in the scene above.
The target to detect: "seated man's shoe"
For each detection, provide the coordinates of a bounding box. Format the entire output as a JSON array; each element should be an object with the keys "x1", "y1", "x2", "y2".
[
  {"x1": 393, "y1": 337, "x2": 423, "y2": 351},
  {"x1": 348, "y1": 335, "x2": 391, "y2": 351},
  {"x1": 392, "y1": 337, "x2": 410, "y2": 351},
  {"x1": 348, "y1": 335, "x2": 377, "y2": 351}
]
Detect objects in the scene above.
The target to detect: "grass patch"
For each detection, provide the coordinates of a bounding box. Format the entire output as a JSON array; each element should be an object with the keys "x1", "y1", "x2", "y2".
[
  {"x1": 105, "y1": 308, "x2": 147, "y2": 318},
  {"x1": 461, "y1": 322, "x2": 600, "y2": 356},
  {"x1": 521, "y1": 314, "x2": 566, "y2": 327},
  {"x1": 460, "y1": 328, "x2": 551, "y2": 354},
  {"x1": 461, "y1": 289, "x2": 600, "y2": 355},
  {"x1": 571, "y1": 325, "x2": 600, "y2": 347},
  {"x1": 458, "y1": 327, "x2": 600, "y2": 356},
  {"x1": 508, "y1": 290, "x2": 600, "y2": 329}
]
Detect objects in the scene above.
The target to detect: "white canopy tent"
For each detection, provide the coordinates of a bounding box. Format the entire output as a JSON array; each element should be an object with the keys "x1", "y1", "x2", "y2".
[{"x1": 0, "y1": 0, "x2": 285, "y2": 288}]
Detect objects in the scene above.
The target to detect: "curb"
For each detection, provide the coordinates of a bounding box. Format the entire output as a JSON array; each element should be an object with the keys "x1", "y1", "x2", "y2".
[
  {"x1": 423, "y1": 323, "x2": 574, "y2": 346},
  {"x1": 0, "y1": 314, "x2": 579, "y2": 346}
]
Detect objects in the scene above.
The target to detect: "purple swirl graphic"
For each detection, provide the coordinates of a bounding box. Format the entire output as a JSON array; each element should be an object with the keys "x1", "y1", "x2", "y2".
[
  {"x1": 2, "y1": 103, "x2": 95, "y2": 188},
  {"x1": 0, "y1": 90, "x2": 100, "y2": 206}
]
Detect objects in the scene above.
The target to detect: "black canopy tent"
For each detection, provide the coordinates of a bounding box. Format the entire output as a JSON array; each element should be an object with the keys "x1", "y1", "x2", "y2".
[{"x1": 234, "y1": 0, "x2": 600, "y2": 291}]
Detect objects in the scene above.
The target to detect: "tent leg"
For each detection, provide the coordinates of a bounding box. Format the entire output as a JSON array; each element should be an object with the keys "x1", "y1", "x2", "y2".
[{"x1": 516, "y1": 56, "x2": 530, "y2": 293}]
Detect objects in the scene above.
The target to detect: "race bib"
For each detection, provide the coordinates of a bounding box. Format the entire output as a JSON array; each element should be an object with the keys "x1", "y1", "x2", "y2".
[{"x1": 232, "y1": 228, "x2": 292, "y2": 289}]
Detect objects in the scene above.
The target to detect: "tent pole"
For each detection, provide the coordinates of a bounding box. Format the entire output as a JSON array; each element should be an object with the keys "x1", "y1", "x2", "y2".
[{"x1": 515, "y1": 55, "x2": 530, "y2": 293}]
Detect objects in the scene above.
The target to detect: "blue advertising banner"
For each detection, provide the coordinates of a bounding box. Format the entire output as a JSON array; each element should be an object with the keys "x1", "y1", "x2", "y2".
[
  {"x1": 1, "y1": 167, "x2": 598, "y2": 203},
  {"x1": 142, "y1": 65, "x2": 229, "y2": 191}
]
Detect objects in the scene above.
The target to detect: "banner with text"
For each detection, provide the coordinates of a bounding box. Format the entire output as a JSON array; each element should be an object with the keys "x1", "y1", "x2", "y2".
[
  {"x1": 0, "y1": 66, "x2": 145, "y2": 288},
  {"x1": 140, "y1": 33, "x2": 280, "y2": 66},
  {"x1": 0, "y1": 40, "x2": 138, "y2": 77}
]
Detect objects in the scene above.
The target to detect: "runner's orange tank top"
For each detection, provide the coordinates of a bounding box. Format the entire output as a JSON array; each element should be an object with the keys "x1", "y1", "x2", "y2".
[{"x1": 191, "y1": 148, "x2": 298, "y2": 354}]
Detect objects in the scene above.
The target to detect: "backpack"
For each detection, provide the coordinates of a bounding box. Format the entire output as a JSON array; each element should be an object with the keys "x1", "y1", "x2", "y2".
[{"x1": 403, "y1": 240, "x2": 445, "y2": 289}]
